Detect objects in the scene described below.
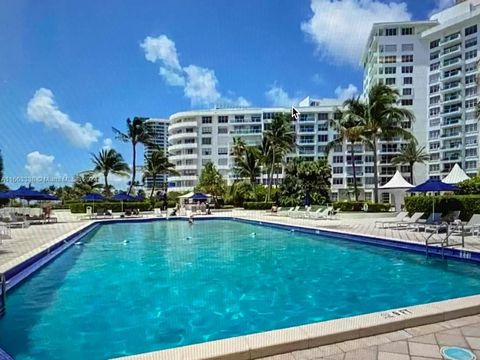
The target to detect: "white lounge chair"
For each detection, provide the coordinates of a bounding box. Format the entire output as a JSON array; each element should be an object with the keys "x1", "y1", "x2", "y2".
[
  {"x1": 395, "y1": 212, "x2": 425, "y2": 228},
  {"x1": 450, "y1": 214, "x2": 480, "y2": 236},
  {"x1": 409, "y1": 213, "x2": 442, "y2": 232},
  {"x1": 375, "y1": 212, "x2": 408, "y2": 229},
  {"x1": 309, "y1": 207, "x2": 331, "y2": 220}
]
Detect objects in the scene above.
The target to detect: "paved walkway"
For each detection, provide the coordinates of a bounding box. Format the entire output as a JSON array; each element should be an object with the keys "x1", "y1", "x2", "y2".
[{"x1": 259, "y1": 314, "x2": 480, "y2": 360}]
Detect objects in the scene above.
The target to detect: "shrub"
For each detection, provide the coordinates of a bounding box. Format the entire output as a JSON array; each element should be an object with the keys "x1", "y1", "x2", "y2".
[
  {"x1": 364, "y1": 203, "x2": 391, "y2": 212},
  {"x1": 69, "y1": 201, "x2": 152, "y2": 213},
  {"x1": 243, "y1": 201, "x2": 272, "y2": 210},
  {"x1": 333, "y1": 201, "x2": 365, "y2": 212},
  {"x1": 458, "y1": 176, "x2": 480, "y2": 195},
  {"x1": 405, "y1": 195, "x2": 480, "y2": 221}
]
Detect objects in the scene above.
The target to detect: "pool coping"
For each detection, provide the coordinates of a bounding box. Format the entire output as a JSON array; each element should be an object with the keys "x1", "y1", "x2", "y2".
[{"x1": 2, "y1": 215, "x2": 480, "y2": 360}]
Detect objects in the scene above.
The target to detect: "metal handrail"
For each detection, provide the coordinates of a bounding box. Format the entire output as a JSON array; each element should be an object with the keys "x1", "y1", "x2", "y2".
[{"x1": 0, "y1": 273, "x2": 5, "y2": 316}]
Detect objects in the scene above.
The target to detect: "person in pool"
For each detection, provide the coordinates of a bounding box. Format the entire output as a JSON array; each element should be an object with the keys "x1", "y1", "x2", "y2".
[{"x1": 188, "y1": 214, "x2": 194, "y2": 225}]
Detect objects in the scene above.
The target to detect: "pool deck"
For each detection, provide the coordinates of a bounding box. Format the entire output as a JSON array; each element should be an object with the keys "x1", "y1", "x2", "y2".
[{"x1": 2, "y1": 210, "x2": 480, "y2": 360}]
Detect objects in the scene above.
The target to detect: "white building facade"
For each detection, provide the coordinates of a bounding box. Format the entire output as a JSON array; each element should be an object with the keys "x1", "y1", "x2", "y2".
[{"x1": 144, "y1": 118, "x2": 169, "y2": 191}]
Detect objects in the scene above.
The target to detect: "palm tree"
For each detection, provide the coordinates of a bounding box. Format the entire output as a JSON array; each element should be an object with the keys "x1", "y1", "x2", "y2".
[
  {"x1": 344, "y1": 84, "x2": 415, "y2": 203},
  {"x1": 392, "y1": 140, "x2": 428, "y2": 185},
  {"x1": 91, "y1": 149, "x2": 130, "y2": 195},
  {"x1": 264, "y1": 113, "x2": 295, "y2": 200},
  {"x1": 113, "y1": 117, "x2": 152, "y2": 194},
  {"x1": 326, "y1": 110, "x2": 364, "y2": 201},
  {"x1": 234, "y1": 146, "x2": 262, "y2": 184},
  {"x1": 143, "y1": 149, "x2": 179, "y2": 198},
  {"x1": 231, "y1": 137, "x2": 247, "y2": 159},
  {"x1": 72, "y1": 173, "x2": 102, "y2": 195}
]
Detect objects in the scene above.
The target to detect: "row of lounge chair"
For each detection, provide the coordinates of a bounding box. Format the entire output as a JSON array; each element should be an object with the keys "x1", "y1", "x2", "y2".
[
  {"x1": 375, "y1": 211, "x2": 480, "y2": 236},
  {"x1": 274, "y1": 206, "x2": 337, "y2": 220}
]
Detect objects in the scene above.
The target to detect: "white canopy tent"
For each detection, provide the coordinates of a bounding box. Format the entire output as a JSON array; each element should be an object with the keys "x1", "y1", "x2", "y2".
[
  {"x1": 442, "y1": 164, "x2": 470, "y2": 184},
  {"x1": 379, "y1": 170, "x2": 414, "y2": 212}
]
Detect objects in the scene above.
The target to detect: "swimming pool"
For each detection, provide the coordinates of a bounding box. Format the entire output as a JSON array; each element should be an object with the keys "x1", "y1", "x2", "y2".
[{"x1": 2, "y1": 219, "x2": 480, "y2": 359}]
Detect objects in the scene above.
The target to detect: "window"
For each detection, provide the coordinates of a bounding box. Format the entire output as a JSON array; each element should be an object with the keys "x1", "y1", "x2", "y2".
[
  {"x1": 430, "y1": 51, "x2": 440, "y2": 60},
  {"x1": 465, "y1": 38, "x2": 477, "y2": 49},
  {"x1": 430, "y1": 39, "x2": 440, "y2": 49},
  {"x1": 430, "y1": 153, "x2": 440, "y2": 161},
  {"x1": 429, "y1": 130, "x2": 440, "y2": 139},
  {"x1": 317, "y1": 123, "x2": 328, "y2": 131},
  {"x1": 333, "y1": 156, "x2": 344, "y2": 163},
  {"x1": 384, "y1": 67, "x2": 396, "y2": 74},
  {"x1": 429, "y1": 84, "x2": 440, "y2": 94},
  {"x1": 466, "y1": 148, "x2": 477, "y2": 157},
  {"x1": 365, "y1": 155, "x2": 374, "y2": 163},
  {"x1": 429, "y1": 164, "x2": 440, "y2": 172},
  {"x1": 403, "y1": 77, "x2": 412, "y2": 85},
  {"x1": 218, "y1": 127, "x2": 228, "y2": 134},
  {"x1": 385, "y1": 78, "x2": 396, "y2": 85},
  {"x1": 201, "y1": 127, "x2": 212, "y2": 134},
  {"x1": 401, "y1": 43, "x2": 414, "y2": 51},
  {"x1": 234, "y1": 115, "x2": 244, "y2": 122},
  {"x1": 201, "y1": 116, "x2": 212, "y2": 124},
  {"x1": 333, "y1": 178, "x2": 343, "y2": 185},
  {"x1": 430, "y1": 142, "x2": 440, "y2": 150},
  {"x1": 466, "y1": 49, "x2": 477, "y2": 61},
  {"x1": 466, "y1": 62, "x2": 477, "y2": 73},
  {"x1": 317, "y1": 113, "x2": 329, "y2": 120},
  {"x1": 430, "y1": 95, "x2": 440, "y2": 105},
  {"x1": 333, "y1": 167, "x2": 343, "y2": 174},
  {"x1": 466, "y1": 87, "x2": 477, "y2": 97},
  {"x1": 218, "y1": 115, "x2": 228, "y2": 123},
  {"x1": 466, "y1": 99, "x2": 478, "y2": 109},
  {"x1": 402, "y1": 55, "x2": 413, "y2": 62},
  {"x1": 317, "y1": 134, "x2": 328, "y2": 142},
  {"x1": 385, "y1": 44, "x2": 397, "y2": 52},
  {"x1": 465, "y1": 24, "x2": 477, "y2": 36},
  {"x1": 403, "y1": 88, "x2": 412, "y2": 96},
  {"x1": 466, "y1": 75, "x2": 477, "y2": 85},
  {"x1": 430, "y1": 107, "x2": 440, "y2": 116},
  {"x1": 401, "y1": 99, "x2": 413, "y2": 106},
  {"x1": 218, "y1": 158, "x2": 228, "y2": 166},
  {"x1": 466, "y1": 124, "x2": 477, "y2": 133},
  {"x1": 385, "y1": 28, "x2": 397, "y2": 36},
  {"x1": 202, "y1": 148, "x2": 211, "y2": 156},
  {"x1": 201, "y1": 138, "x2": 211, "y2": 145},
  {"x1": 402, "y1": 66, "x2": 413, "y2": 74},
  {"x1": 401, "y1": 27, "x2": 413, "y2": 35},
  {"x1": 430, "y1": 62, "x2": 440, "y2": 71},
  {"x1": 384, "y1": 55, "x2": 396, "y2": 63},
  {"x1": 217, "y1": 147, "x2": 228, "y2": 155}
]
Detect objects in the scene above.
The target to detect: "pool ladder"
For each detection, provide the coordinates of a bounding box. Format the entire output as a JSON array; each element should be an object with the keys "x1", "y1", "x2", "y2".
[
  {"x1": 425, "y1": 223, "x2": 465, "y2": 259},
  {"x1": 0, "y1": 273, "x2": 5, "y2": 316}
]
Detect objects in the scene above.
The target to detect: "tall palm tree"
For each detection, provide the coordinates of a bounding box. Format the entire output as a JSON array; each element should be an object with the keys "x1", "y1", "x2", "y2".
[
  {"x1": 113, "y1": 117, "x2": 152, "y2": 194},
  {"x1": 231, "y1": 137, "x2": 247, "y2": 159},
  {"x1": 143, "y1": 149, "x2": 179, "y2": 198},
  {"x1": 392, "y1": 140, "x2": 428, "y2": 185},
  {"x1": 91, "y1": 149, "x2": 130, "y2": 195},
  {"x1": 73, "y1": 173, "x2": 102, "y2": 195},
  {"x1": 326, "y1": 110, "x2": 365, "y2": 201},
  {"x1": 345, "y1": 84, "x2": 415, "y2": 203},
  {"x1": 234, "y1": 146, "x2": 262, "y2": 184},
  {"x1": 264, "y1": 113, "x2": 295, "y2": 200}
]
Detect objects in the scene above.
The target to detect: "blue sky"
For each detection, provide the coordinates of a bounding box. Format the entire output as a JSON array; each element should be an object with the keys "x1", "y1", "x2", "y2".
[{"x1": 0, "y1": 0, "x2": 453, "y2": 190}]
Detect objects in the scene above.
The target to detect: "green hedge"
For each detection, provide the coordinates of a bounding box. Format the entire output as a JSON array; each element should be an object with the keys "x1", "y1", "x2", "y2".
[
  {"x1": 405, "y1": 195, "x2": 480, "y2": 221},
  {"x1": 69, "y1": 201, "x2": 153, "y2": 213},
  {"x1": 332, "y1": 201, "x2": 390, "y2": 212},
  {"x1": 243, "y1": 202, "x2": 273, "y2": 210}
]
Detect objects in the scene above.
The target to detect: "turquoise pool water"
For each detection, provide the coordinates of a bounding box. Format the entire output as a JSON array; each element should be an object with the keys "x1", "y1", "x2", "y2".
[{"x1": 2, "y1": 219, "x2": 480, "y2": 359}]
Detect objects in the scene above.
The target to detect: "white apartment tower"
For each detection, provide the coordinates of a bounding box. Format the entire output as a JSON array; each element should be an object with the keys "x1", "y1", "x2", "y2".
[
  {"x1": 144, "y1": 118, "x2": 169, "y2": 191},
  {"x1": 363, "y1": 0, "x2": 480, "y2": 183}
]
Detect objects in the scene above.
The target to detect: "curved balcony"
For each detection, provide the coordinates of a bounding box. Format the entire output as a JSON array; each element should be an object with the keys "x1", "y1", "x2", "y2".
[
  {"x1": 168, "y1": 142, "x2": 197, "y2": 152},
  {"x1": 168, "y1": 175, "x2": 198, "y2": 182},
  {"x1": 168, "y1": 131, "x2": 198, "y2": 142},
  {"x1": 168, "y1": 120, "x2": 198, "y2": 132},
  {"x1": 169, "y1": 153, "x2": 198, "y2": 161},
  {"x1": 175, "y1": 164, "x2": 198, "y2": 171}
]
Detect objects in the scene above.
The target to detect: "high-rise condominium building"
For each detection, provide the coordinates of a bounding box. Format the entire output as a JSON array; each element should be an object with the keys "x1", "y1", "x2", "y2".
[
  {"x1": 168, "y1": 100, "x2": 394, "y2": 201},
  {"x1": 363, "y1": 0, "x2": 480, "y2": 182},
  {"x1": 144, "y1": 118, "x2": 169, "y2": 191}
]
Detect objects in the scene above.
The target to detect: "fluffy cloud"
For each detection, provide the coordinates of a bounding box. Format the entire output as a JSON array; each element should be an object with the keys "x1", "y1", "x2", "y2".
[
  {"x1": 102, "y1": 138, "x2": 113, "y2": 150},
  {"x1": 25, "y1": 151, "x2": 55, "y2": 176},
  {"x1": 265, "y1": 85, "x2": 300, "y2": 107},
  {"x1": 141, "y1": 35, "x2": 250, "y2": 107},
  {"x1": 301, "y1": 0, "x2": 412, "y2": 67},
  {"x1": 335, "y1": 84, "x2": 359, "y2": 101},
  {"x1": 429, "y1": 0, "x2": 455, "y2": 17},
  {"x1": 26, "y1": 88, "x2": 102, "y2": 148}
]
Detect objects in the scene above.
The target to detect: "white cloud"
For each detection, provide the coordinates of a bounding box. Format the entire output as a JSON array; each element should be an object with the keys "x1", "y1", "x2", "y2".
[
  {"x1": 335, "y1": 84, "x2": 359, "y2": 101},
  {"x1": 301, "y1": 0, "x2": 412, "y2": 67},
  {"x1": 265, "y1": 85, "x2": 300, "y2": 107},
  {"x1": 141, "y1": 35, "x2": 250, "y2": 107},
  {"x1": 429, "y1": 0, "x2": 454, "y2": 17},
  {"x1": 26, "y1": 88, "x2": 102, "y2": 148},
  {"x1": 25, "y1": 151, "x2": 55, "y2": 176},
  {"x1": 141, "y1": 35, "x2": 181, "y2": 69},
  {"x1": 102, "y1": 138, "x2": 113, "y2": 150}
]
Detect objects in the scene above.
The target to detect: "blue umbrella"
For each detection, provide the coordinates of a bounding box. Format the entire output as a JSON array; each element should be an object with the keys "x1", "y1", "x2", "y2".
[
  {"x1": 112, "y1": 193, "x2": 136, "y2": 212},
  {"x1": 39, "y1": 193, "x2": 59, "y2": 201},
  {"x1": 408, "y1": 179, "x2": 458, "y2": 215},
  {"x1": 0, "y1": 192, "x2": 11, "y2": 199},
  {"x1": 8, "y1": 186, "x2": 48, "y2": 201},
  {"x1": 81, "y1": 193, "x2": 105, "y2": 201},
  {"x1": 191, "y1": 192, "x2": 208, "y2": 201}
]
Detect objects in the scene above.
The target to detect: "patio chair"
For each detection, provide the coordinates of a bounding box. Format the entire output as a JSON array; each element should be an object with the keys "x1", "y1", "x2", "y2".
[
  {"x1": 290, "y1": 206, "x2": 310, "y2": 218},
  {"x1": 449, "y1": 214, "x2": 480, "y2": 236},
  {"x1": 375, "y1": 211, "x2": 408, "y2": 229},
  {"x1": 286, "y1": 206, "x2": 300, "y2": 217},
  {"x1": 309, "y1": 207, "x2": 331, "y2": 220},
  {"x1": 395, "y1": 212, "x2": 425, "y2": 228},
  {"x1": 0, "y1": 222, "x2": 11, "y2": 240},
  {"x1": 408, "y1": 213, "x2": 442, "y2": 232},
  {"x1": 154, "y1": 208, "x2": 163, "y2": 217}
]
